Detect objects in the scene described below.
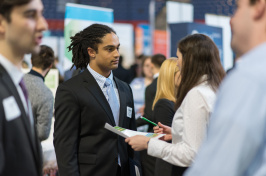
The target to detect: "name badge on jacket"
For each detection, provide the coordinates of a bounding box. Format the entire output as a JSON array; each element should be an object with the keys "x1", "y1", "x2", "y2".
[
  {"x1": 127, "y1": 106, "x2": 132, "y2": 118},
  {"x1": 3, "y1": 96, "x2": 21, "y2": 121}
]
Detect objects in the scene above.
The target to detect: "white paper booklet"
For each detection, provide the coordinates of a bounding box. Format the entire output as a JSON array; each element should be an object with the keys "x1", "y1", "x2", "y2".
[{"x1": 104, "y1": 123, "x2": 165, "y2": 139}]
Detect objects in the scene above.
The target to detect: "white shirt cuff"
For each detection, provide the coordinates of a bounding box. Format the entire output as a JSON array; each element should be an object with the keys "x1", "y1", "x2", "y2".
[{"x1": 147, "y1": 138, "x2": 168, "y2": 158}]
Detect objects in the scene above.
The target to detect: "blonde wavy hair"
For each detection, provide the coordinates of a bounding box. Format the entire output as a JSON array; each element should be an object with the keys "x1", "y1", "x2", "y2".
[{"x1": 152, "y1": 58, "x2": 179, "y2": 110}]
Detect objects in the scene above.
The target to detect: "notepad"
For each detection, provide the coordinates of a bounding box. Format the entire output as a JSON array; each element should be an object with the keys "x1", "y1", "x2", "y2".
[{"x1": 104, "y1": 123, "x2": 165, "y2": 139}]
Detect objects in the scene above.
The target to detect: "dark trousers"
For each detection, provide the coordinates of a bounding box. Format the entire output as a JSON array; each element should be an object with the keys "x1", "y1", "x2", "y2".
[
  {"x1": 172, "y1": 166, "x2": 188, "y2": 176},
  {"x1": 116, "y1": 165, "x2": 121, "y2": 176},
  {"x1": 154, "y1": 158, "x2": 173, "y2": 176},
  {"x1": 140, "y1": 150, "x2": 156, "y2": 176}
]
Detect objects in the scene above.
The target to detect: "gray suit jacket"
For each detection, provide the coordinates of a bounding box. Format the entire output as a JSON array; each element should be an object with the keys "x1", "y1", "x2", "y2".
[{"x1": 24, "y1": 72, "x2": 54, "y2": 141}]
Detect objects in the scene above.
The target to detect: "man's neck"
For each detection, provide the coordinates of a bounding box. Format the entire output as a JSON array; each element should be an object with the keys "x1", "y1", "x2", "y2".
[
  {"x1": 32, "y1": 67, "x2": 48, "y2": 78},
  {"x1": 152, "y1": 67, "x2": 160, "y2": 75},
  {"x1": 89, "y1": 63, "x2": 111, "y2": 78},
  {"x1": 0, "y1": 43, "x2": 24, "y2": 69},
  {"x1": 242, "y1": 23, "x2": 266, "y2": 57}
]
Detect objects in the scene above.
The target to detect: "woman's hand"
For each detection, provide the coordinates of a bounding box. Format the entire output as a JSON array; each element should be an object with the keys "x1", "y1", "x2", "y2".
[
  {"x1": 43, "y1": 161, "x2": 58, "y2": 176},
  {"x1": 153, "y1": 122, "x2": 171, "y2": 134},
  {"x1": 153, "y1": 122, "x2": 172, "y2": 141},
  {"x1": 137, "y1": 105, "x2": 145, "y2": 116},
  {"x1": 125, "y1": 135, "x2": 150, "y2": 151}
]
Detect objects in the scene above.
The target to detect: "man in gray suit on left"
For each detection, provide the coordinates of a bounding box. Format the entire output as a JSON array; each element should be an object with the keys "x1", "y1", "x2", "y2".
[
  {"x1": 24, "y1": 45, "x2": 55, "y2": 142},
  {"x1": 0, "y1": 0, "x2": 47, "y2": 175}
]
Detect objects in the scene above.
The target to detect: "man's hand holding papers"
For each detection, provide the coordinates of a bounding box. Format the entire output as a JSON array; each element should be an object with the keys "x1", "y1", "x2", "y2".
[{"x1": 104, "y1": 123, "x2": 165, "y2": 151}]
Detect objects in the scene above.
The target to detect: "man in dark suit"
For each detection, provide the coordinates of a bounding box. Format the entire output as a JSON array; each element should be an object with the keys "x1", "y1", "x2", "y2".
[
  {"x1": 0, "y1": 0, "x2": 47, "y2": 175},
  {"x1": 54, "y1": 24, "x2": 140, "y2": 176},
  {"x1": 136, "y1": 54, "x2": 165, "y2": 176},
  {"x1": 136, "y1": 54, "x2": 166, "y2": 131}
]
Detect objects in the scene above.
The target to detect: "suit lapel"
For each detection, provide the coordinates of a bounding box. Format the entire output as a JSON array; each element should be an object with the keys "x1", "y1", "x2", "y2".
[
  {"x1": 114, "y1": 77, "x2": 126, "y2": 127},
  {"x1": 0, "y1": 64, "x2": 40, "y2": 166},
  {"x1": 82, "y1": 69, "x2": 116, "y2": 126}
]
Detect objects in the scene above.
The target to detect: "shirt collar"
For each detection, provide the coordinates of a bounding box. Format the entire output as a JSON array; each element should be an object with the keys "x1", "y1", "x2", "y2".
[
  {"x1": 29, "y1": 69, "x2": 44, "y2": 81},
  {"x1": 200, "y1": 75, "x2": 208, "y2": 83},
  {"x1": 153, "y1": 72, "x2": 159, "y2": 79},
  {"x1": 237, "y1": 42, "x2": 266, "y2": 65},
  {"x1": 87, "y1": 64, "x2": 114, "y2": 89},
  {"x1": 0, "y1": 54, "x2": 24, "y2": 86}
]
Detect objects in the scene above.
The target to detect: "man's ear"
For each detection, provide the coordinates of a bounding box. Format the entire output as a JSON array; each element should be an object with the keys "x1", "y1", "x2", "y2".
[
  {"x1": 87, "y1": 47, "x2": 96, "y2": 59},
  {"x1": 0, "y1": 15, "x2": 6, "y2": 34},
  {"x1": 253, "y1": 0, "x2": 266, "y2": 20}
]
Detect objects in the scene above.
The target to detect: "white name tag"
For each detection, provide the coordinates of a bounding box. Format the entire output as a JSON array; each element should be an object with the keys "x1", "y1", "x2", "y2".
[
  {"x1": 127, "y1": 106, "x2": 132, "y2": 118},
  {"x1": 3, "y1": 96, "x2": 21, "y2": 121}
]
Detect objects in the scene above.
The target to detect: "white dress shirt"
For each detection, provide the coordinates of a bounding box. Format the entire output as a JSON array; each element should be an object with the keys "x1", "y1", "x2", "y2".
[
  {"x1": 87, "y1": 64, "x2": 120, "y2": 103},
  {"x1": 185, "y1": 43, "x2": 266, "y2": 176},
  {"x1": 148, "y1": 76, "x2": 216, "y2": 167}
]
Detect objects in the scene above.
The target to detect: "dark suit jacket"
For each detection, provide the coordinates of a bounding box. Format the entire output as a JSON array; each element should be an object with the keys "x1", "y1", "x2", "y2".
[
  {"x1": 136, "y1": 77, "x2": 157, "y2": 132},
  {"x1": 153, "y1": 98, "x2": 175, "y2": 176},
  {"x1": 153, "y1": 99, "x2": 175, "y2": 126},
  {"x1": 135, "y1": 78, "x2": 157, "y2": 176},
  {"x1": 54, "y1": 69, "x2": 140, "y2": 176},
  {"x1": 0, "y1": 64, "x2": 42, "y2": 176}
]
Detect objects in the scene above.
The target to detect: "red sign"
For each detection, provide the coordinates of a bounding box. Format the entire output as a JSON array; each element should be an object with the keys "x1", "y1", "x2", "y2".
[{"x1": 153, "y1": 30, "x2": 169, "y2": 58}]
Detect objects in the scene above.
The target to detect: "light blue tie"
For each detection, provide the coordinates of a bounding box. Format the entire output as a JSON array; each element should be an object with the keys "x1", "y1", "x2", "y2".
[
  {"x1": 105, "y1": 78, "x2": 121, "y2": 165},
  {"x1": 104, "y1": 78, "x2": 120, "y2": 125}
]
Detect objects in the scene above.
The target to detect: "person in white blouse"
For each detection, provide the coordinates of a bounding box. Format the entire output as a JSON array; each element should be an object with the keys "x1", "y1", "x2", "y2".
[{"x1": 125, "y1": 34, "x2": 225, "y2": 176}]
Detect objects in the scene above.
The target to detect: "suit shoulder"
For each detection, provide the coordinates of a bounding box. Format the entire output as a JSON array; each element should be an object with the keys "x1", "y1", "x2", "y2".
[
  {"x1": 24, "y1": 75, "x2": 49, "y2": 92},
  {"x1": 156, "y1": 98, "x2": 174, "y2": 105},
  {"x1": 62, "y1": 71, "x2": 85, "y2": 86},
  {"x1": 147, "y1": 78, "x2": 157, "y2": 88},
  {"x1": 155, "y1": 99, "x2": 174, "y2": 108},
  {"x1": 115, "y1": 77, "x2": 130, "y2": 89},
  {"x1": 24, "y1": 74, "x2": 42, "y2": 88}
]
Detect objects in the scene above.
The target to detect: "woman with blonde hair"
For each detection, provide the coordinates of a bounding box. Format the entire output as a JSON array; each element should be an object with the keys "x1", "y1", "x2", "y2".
[
  {"x1": 152, "y1": 58, "x2": 179, "y2": 127},
  {"x1": 152, "y1": 58, "x2": 180, "y2": 176}
]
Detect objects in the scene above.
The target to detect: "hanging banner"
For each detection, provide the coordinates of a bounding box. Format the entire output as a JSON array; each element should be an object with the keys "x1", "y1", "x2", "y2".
[
  {"x1": 169, "y1": 23, "x2": 224, "y2": 67},
  {"x1": 153, "y1": 30, "x2": 169, "y2": 58},
  {"x1": 135, "y1": 24, "x2": 152, "y2": 56},
  {"x1": 64, "y1": 3, "x2": 113, "y2": 70},
  {"x1": 135, "y1": 27, "x2": 143, "y2": 56}
]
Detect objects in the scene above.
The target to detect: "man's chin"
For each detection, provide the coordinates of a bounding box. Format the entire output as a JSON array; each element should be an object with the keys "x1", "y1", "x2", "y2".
[
  {"x1": 111, "y1": 65, "x2": 119, "y2": 70},
  {"x1": 27, "y1": 46, "x2": 41, "y2": 55}
]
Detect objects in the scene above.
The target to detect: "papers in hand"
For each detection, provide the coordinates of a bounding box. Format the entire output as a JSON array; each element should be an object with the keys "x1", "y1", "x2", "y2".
[{"x1": 104, "y1": 123, "x2": 165, "y2": 139}]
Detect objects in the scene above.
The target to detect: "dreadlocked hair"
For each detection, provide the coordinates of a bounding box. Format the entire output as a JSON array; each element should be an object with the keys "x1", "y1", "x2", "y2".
[{"x1": 67, "y1": 24, "x2": 116, "y2": 70}]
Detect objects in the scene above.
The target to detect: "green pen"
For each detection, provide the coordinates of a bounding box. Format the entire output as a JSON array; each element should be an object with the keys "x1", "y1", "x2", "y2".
[{"x1": 139, "y1": 116, "x2": 158, "y2": 126}]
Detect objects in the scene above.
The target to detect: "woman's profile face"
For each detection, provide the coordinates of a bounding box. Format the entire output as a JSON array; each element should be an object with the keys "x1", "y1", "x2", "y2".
[
  {"x1": 174, "y1": 70, "x2": 181, "y2": 88},
  {"x1": 143, "y1": 57, "x2": 153, "y2": 78},
  {"x1": 176, "y1": 49, "x2": 183, "y2": 70}
]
